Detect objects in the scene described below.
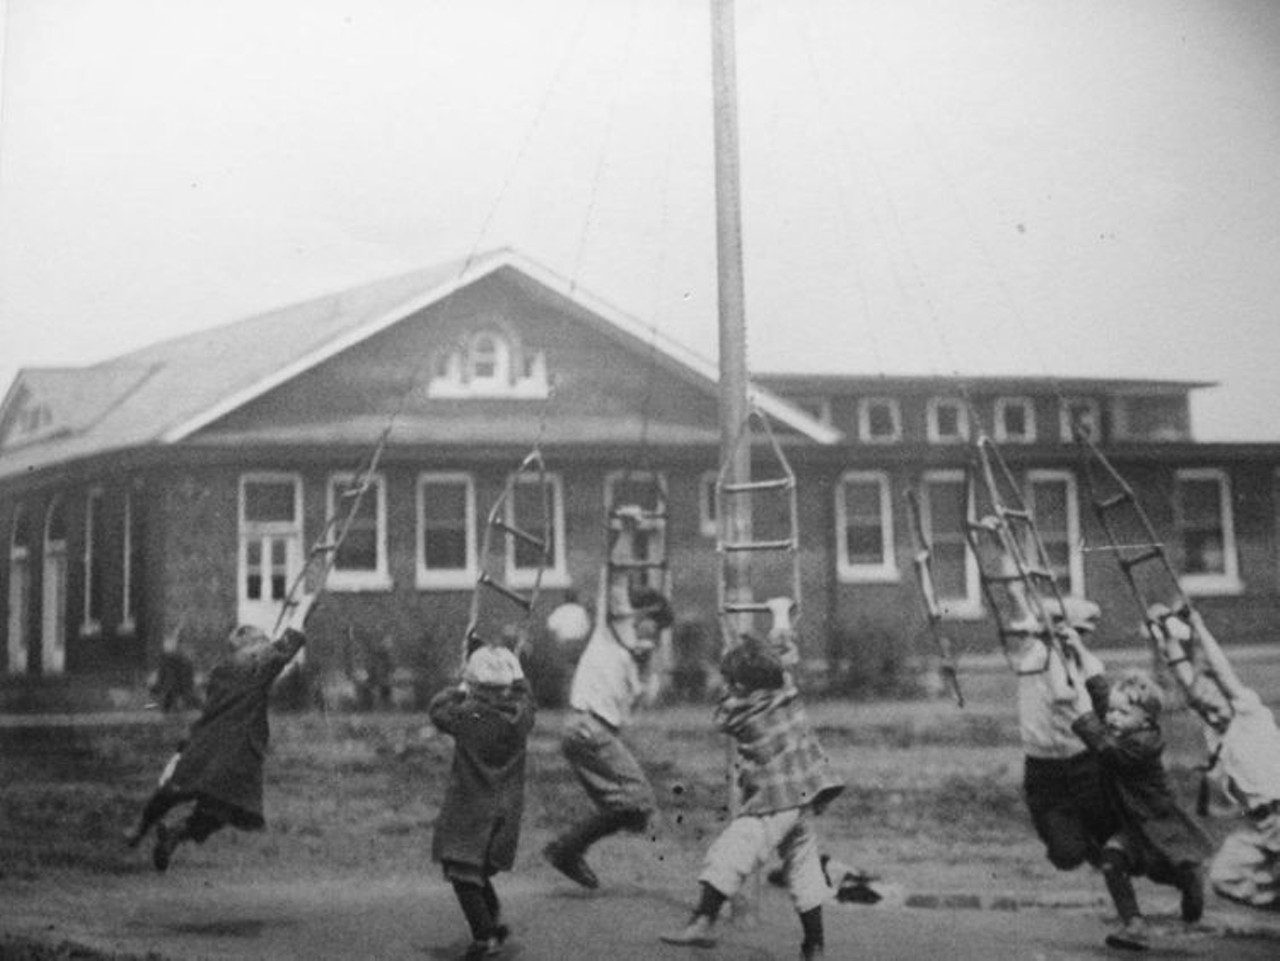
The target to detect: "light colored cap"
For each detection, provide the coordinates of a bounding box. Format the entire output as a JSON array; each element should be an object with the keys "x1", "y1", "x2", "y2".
[{"x1": 463, "y1": 645, "x2": 524, "y2": 687}]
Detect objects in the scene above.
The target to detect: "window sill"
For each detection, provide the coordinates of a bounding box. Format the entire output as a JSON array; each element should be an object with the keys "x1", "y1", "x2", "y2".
[
  {"x1": 836, "y1": 567, "x2": 902, "y2": 585},
  {"x1": 936, "y1": 600, "x2": 985, "y2": 621},
  {"x1": 325, "y1": 573, "x2": 394, "y2": 593},
  {"x1": 416, "y1": 571, "x2": 478, "y2": 591},
  {"x1": 1179, "y1": 574, "x2": 1244, "y2": 597}
]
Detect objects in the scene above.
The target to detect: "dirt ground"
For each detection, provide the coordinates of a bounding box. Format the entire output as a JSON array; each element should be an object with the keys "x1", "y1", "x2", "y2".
[{"x1": 4, "y1": 665, "x2": 1280, "y2": 960}]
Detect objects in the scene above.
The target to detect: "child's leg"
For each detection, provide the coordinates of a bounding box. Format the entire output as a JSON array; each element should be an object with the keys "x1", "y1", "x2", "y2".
[
  {"x1": 481, "y1": 875, "x2": 508, "y2": 943},
  {"x1": 777, "y1": 812, "x2": 828, "y2": 959},
  {"x1": 126, "y1": 786, "x2": 191, "y2": 846},
  {"x1": 445, "y1": 862, "x2": 498, "y2": 945},
  {"x1": 1099, "y1": 840, "x2": 1150, "y2": 950}
]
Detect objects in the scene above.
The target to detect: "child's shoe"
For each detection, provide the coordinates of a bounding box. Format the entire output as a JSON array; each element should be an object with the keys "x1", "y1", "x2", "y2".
[
  {"x1": 1104, "y1": 916, "x2": 1150, "y2": 951},
  {"x1": 1178, "y1": 866, "x2": 1206, "y2": 923},
  {"x1": 460, "y1": 937, "x2": 501, "y2": 960},
  {"x1": 801, "y1": 940, "x2": 825, "y2": 960},
  {"x1": 542, "y1": 841, "x2": 599, "y2": 889},
  {"x1": 659, "y1": 914, "x2": 716, "y2": 948}
]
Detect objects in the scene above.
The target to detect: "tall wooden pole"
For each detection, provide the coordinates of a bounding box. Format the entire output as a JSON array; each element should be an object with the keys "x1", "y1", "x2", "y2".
[
  {"x1": 711, "y1": 0, "x2": 759, "y2": 923},
  {"x1": 711, "y1": 0, "x2": 752, "y2": 621}
]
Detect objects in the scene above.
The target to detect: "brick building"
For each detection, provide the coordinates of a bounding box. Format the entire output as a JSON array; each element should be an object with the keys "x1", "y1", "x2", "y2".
[{"x1": 2, "y1": 248, "x2": 1276, "y2": 709}]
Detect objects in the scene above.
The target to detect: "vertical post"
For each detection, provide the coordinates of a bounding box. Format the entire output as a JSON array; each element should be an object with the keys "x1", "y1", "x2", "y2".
[
  {"x1": 710, "y1": 0, "x2": 758, "y2": 924},
  {"x1": 711, "y1": 0, "x2": 752, "y2": 624}
]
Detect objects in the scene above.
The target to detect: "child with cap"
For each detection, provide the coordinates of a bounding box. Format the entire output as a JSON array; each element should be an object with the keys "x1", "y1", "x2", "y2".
[
  {"x1": 429, "y1": 644, "x2": 535, "y2": 961},
  {"x1": 124, "y1": 593, "x2": 317, "y2": 871},
  {"x1": 1147, "y1": 604, "x2": 1280, "y2": 909},
  {"x1": 1063, "y1": 628, "x2": 1212, "y2": 951},
  {"x1": 661, "y1": 633, "x2": 844, "y2": 961}
]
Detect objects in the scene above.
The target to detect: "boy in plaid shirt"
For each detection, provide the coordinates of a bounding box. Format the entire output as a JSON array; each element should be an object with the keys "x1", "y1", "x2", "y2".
[{"x1": 662, "y1": 633, "x2": 844, "y2": 960}]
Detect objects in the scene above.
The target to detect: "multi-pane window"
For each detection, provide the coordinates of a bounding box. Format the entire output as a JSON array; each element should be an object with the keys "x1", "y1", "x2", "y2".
[
  {"x1": 920, "y1": 471, "x2": 980, "y2": 617},
  {"x1": 927, "y1": 398, "x2": 969, "y2": 444},
  {"x1": 469, "y1": 331, "x2": 508, "y2": 385},
  {"x1": 995, "y1": 397, "x2": 1036, "y2": 443},
  {"x1": 836, "y1": 471, "x2": 896, "y2": 582},
  {"x1": 858, "y1": 398, "x2": 902, "y2": 443},
  {"x1": 417, "y1": 473, "x2": 476, "y2": 588},
  {"x1": 1175, "y1": 468, "x2": 1240, "y2": 593},
  {"x1": 507, "y1": 472, "x2": 566, "y2": 587},
  {"x1": 326, "y1": 473, "x2": 390, "y2": 590},
  {"x1": 82, "y1": 488, "x2": 105, "y2": 635},
  {"x1": 238, "y1": 474, "x2": 302, "y2": 619},
  {"x1": 1059, "y1": 397, "x2": 1101, "y2": 442},
  {"x1": 1026, "y1": 470, "x2": 1082, "y2": 596}
]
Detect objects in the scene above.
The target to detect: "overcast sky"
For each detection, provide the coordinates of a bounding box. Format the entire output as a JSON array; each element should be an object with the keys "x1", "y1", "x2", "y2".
[{"x1": 1, "y1": 0, "x2": 1278, "y2": 440}]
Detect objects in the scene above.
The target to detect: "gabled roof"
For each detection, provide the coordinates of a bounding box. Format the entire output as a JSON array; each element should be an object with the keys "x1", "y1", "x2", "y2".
[{"x1": 0, "y1": 248, "x2": 839, "y2": 480}]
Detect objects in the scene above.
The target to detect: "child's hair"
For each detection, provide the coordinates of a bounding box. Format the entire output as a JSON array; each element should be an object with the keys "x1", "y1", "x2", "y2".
[
  {"x1": 629, "y1": 586, "x2": 674, "y2": 631},
  {"x1": 228, "y1": 625, "x2": 270, "y2": 652},
  {"x1": 1113, "y1": 669, "x2": 1165, "y2": 720},
  {"x1": 720, "y1": 634, "x2": 785, "y2": 692}
]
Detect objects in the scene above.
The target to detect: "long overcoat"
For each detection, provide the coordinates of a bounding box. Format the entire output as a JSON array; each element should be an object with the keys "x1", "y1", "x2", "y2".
[
  {"x1": 167, "y1": 629, "x2": 305, "y2": 827},
  {"x1": 1072, "y1": 674, "x2": 1213, "y2": 877},
  {"x1": 429, "y1": 680, "x2": 535, "y2": 872}
]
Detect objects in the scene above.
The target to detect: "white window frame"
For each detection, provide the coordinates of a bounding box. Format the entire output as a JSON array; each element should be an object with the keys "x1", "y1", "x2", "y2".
[
  {"x1": 417, "y1": 472, "x2": 478, "y2": 590},
  {"x1": 237, "y1": 472, "x2": 304, "y2": 626},
  {"x1": 699, "y1": 470, "x2": 719, "y2": 538},
  {"x1": 920, "y1": 469, "x2": 982, "y2": 619},
  {"x1": 506, "y1": 471, "x2": 568, "y2": 589},
  {"x1": 80, "y1": 487, "x2": 104, "y2": 637},
  {"x1": 994, "y1": 397, "x2": 1036, "y2": 444},
  {"x1": 926, "y1": 398, "x2": 970, "y2": 444},
  {"x1": 120, "y1": 490, "x2": 136, "y2": 634},
  {"x1": 835, "y1": 470, "x2": 898, "y2": 583},
  {"x1": 1025, "y1": 469, "x2": 1084, "y2": 597},
  {"x1": 858, "y1": 398, "x2": 902, "y2": 444},
  {"x1": 325, "y1": 472, "x2": 391, "y2": 592},
  {"x1": 1059, "y1": 396, "x2": 1101, "y2": 442},
  {"x1": 8, "y1": 504, "x2": 31, "y2": 674},
  {"x1": 1174, "y1": 467, "x2": 1242, "y2": 595},
  {"x1": 468, "y1": 330, "x2": 510, "y2": 387}
]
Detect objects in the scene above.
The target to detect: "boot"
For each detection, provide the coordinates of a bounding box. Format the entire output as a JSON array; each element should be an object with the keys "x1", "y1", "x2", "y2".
[
  {"x1": 151, "y1": 823, "x2": 178, "y2": 873},
  {"x1": 659, "y1": 914, "x2": 716, "y2": 948},
  {"x1": 1104, "y1": 916, "x2": 1150, "y2": 952},
  {"x1": 543, "y1": 809, "x2": 637, "y2": 889},
  {"x1": 1177, "y1": 865, "x2": 1206, "y2": 923}
]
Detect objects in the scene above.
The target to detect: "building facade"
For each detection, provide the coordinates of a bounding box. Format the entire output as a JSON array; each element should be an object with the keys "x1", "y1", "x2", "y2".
[{"x1": 2, "y1": 249, "x2": 1276, "y2": 709}]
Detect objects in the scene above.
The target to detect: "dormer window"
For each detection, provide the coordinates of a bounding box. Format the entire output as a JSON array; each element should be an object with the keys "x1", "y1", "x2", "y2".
[
  {"x1": 427, "y1": 325, "x2": 549, "y2": 399},
  {"x1": 469, "y1": 332, "x2": 508, "y2": 385},
  {"x1": 994, "y1": 397, "x2": 1036, "y2": 443},
  {"x1": 927, "y1": 398, "x2": 969, "y2": 444},
  {"x1": 858, "y1": 398, "x2": 901, "y2": 444}
]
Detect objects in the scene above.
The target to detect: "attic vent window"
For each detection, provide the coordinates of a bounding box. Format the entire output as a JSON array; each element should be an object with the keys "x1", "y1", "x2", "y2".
[{"x1": 427, "y1": 328, "x2": 549, "y2": 399}]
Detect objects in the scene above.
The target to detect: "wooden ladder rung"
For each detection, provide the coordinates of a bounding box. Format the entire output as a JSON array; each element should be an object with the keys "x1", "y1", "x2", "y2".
[
  {"x1": 722, "y1": 477, "x2": 792, "y2": 494},
  {"x1": 490, "y1": 519, "x2": 546, "y2": 551},
  {"x1": 722, "y1": 539, "x2": 795, "y2": 553},
  {"x1": 477, "y1": 572, "x2": 533, "y2": 611}
]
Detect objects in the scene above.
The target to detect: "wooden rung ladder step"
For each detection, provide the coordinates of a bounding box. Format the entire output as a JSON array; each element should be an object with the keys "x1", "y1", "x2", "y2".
[
  {"x1": 476, "y1": 572, "x2": 534, "y2": 611},
  {"x1": 490, "y1": 518, "x2": 546, "y2": 551},
  {"x1": 722, "y1": 477, "x2": 792, "y2": 494}
]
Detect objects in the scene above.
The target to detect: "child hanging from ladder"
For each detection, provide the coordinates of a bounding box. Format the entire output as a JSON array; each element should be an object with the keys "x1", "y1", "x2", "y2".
[
  {"x1": 543, "y1": 504, "x2": 674, "y2": 889},
  {"x1": 660, "y1": 632, "x2": 844, "y2": 961},
  {"x1": 123, "y1": 592, "x2": 318, "y2": 871},
  {"x1": 428, "y1": 644, "x2": 535, "y2": 961},
  {"x1": 1147, "y1": 604, "x2": 1280, "y2": 910},
  {"x1": 1060, "y1": 625, "x2": 1212, "y2": 950}
]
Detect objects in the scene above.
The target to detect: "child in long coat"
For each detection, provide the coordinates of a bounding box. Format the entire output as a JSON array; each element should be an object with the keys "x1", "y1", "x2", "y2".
[
  {"x1": 125, "y1": 594, "x2": 316, "y2": 871},
  {"x1": 429, "y1": 645, "x2": 536, "y2": 961},
  {"x1": 1067, "y1": 636, "x2": 1212, "y2": 951}
]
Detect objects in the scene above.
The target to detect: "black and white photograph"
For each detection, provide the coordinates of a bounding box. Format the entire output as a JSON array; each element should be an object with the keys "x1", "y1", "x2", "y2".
[{"x1": 2, "y1": 2, "x2": 1280, "y2": 958}]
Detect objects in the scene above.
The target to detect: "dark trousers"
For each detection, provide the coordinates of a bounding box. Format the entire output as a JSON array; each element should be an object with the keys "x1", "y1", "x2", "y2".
[{"x1": 1024, "y1": 752, "x2": 1118, "y2": 871}]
